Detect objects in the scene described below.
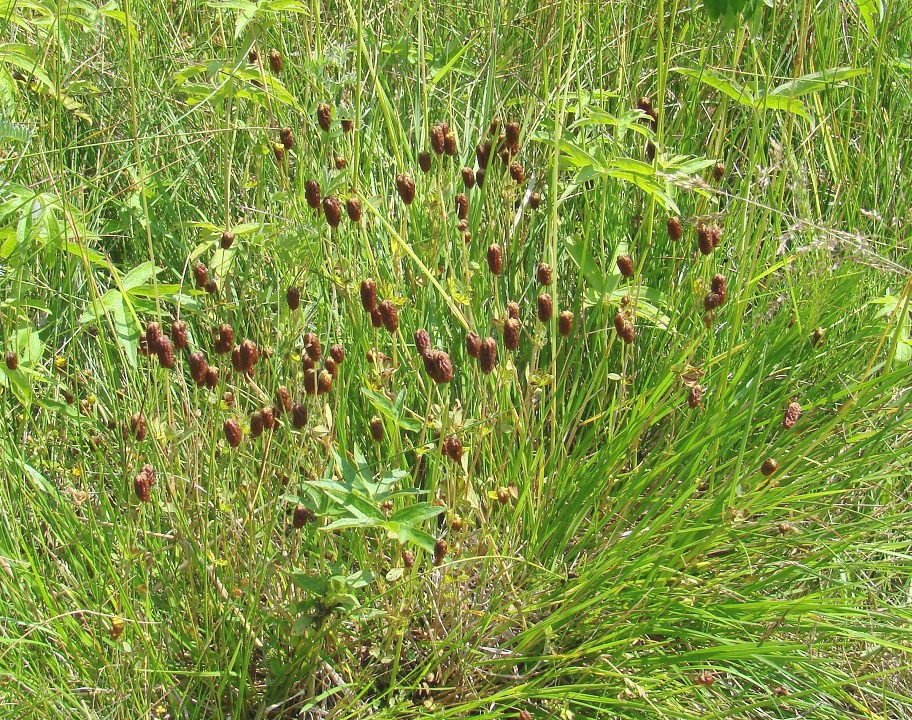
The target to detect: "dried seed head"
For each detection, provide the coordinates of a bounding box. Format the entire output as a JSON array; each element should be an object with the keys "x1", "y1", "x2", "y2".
[
  {"x1": 324, "y1": 357, "x2": 338, "y2": 377},
  {"x1": 497, "y1": 487, "x2": 510, "y2": 505},
  {"x1": 710, "y1": 273, "x2": 727, "y2": 296},
  {"x1": 616, "y1": 254, "x2": 634, "y2": 278},
  {"x1": 231, "y1": 345, "x2": 244, "y2": 373},
  {"x1": 457, "y1": 218, "x2": 469, "y2": 232},
  {"x1": 5, "y1": 350, "x2": 18, "y2": 371},
  {"x1": 130, "y1": 413, "x2": 146, "y2": 441},
  {"x1": 205, "y1": 278, "x2": 218, "y2": 294},
  {"x1": 293, "y1": 505, "x2": 313, "y2": 529},
  {"x1": 395, "y1": 173, "x2": 416, "y2": 205},
  {"x1": 479, "y1": 337, "x2": 498, "y2": 374},
  {"x1": 475, "y1": 168, "x2": 486, "y2": 188},
  {"x1": 370, "y1": 309, "x2": 383, "y2": 328},
  {"x1": 261, "y1": 406, "x2": 275, "y2": 431},
  {"x1": 286, "y1": 286, "x2": 301, "y2": 311},
  {"x1": 461, "y1": 167, "x2": 475, "y2": 189},
  {"x1": 509, "y1": 161, "x2": 525, "y2": 184},
  {"x1": 504, "y1": 121, "x2": 520, "y2": 150},
  {"x1": 145, "y1": 321, "x2": 162, "y2": 351},
  {"x1": 346, "y1": 197, "x2": 362, "y2": 222},
  {"x1": 450, "y1": 514, "x2": 464, "y2": 532},
  {"x1": 334, "y1": 155, "x2": 347, "y2": 170},
  {"x1": 280, "y1": 127, "x2": 294, "y2": 149},
  {"x1": 537, "y1": 293, "x2": 553, "y2": 323},
  {"x1": 761, "y1": 458, "x2": 779, "y2": 476},
  {"x1": 432, "y1": 351, "x2": 454, "y2": 383},
  {"x1": 275, "y1": 386, "x2": 291, "y2": 415},
  {"x1": 317, "y1": 369, "x2": 333, "y2": 394},
  {"x1": 378, "y1": 300, "x2": 399, "y2": 333},
  {"x1": 360, "y1": 279, "x2": 377, "y2": 313},
  {"x1": 529, "y1": 192, "x2": 541, "y2": 210},
  {"x1": 811, "y1": 327, "x2": 826, "y2": 347},
  {"x1": 667, "y1": 216, "x2": 683, "y2": 241},
  {"x1": 403, "y1": 549, "x2": 415, "y2": 568},
  {"x1": 688, "y1": 385, "x2": 703, "y2": 408},
  {"x1": 220, "y1": 230, "x2": 235, "y2": 250},
  {"x1": 497, "y1": 145, "x2": 511, "y2": 164},
  {"x1": 713, "y1": 162, "x2": 725, "y2": 182},
  {"x1": 614, "y1": 313, "x2": 635, "y2": 344},
  {"x1": 465, "y1": 331, "x2": 482, "y2": 358},
  {"x1": 303, "y1": 332, "x2": 322, "y2": 361},
  {"x1": 322, "y1": 196, "x2": 341, "y2": 228},
  {"x1": 443, "y1": 435, "x2": 463, "y2": 463},
  {"x1": 418, "y1": 151, "x2": 432, "y2": 173},
  {"x1": 341, "y1": 119, "x2": 354, "y2": 133},
  {"x1": 248, "y1": 47, "x2": 260, "y2": 64},
  {"x1": 272, "y1": 142, "x2": 285, "y2": 163},
  {"x1": 303, "y1": 367, "x2": 318, "y2": 394},
  {"x1": 487, "y1": 243, "x2": 503, "y2": 275},
  {"x1": 193, "y1": 262, "x2": 209, "y2": 288},
  {"x1": 205, "y1": 366, "x2": 219, "y2": 389},
  {"x1": 532, "y1": 261, "x2": 552, "y2": 286},
  {"x1": 134, "y1": 472, "x2": 152, "y2": 502},
  {"x1": 329, "y1": 344, "x2": 344, "y2": 364},
  {"x1": 430, "y1": 124, "x2": 446, "y2": 155},
  {"x1": 249, "y1": 410, "x2": 264, "y2": 438},
  {"x1": 215, "y1": 324, "x2": 234, "y2": 354},
  {"x1": 369, "y1": 416, "x2": 384, "y2": 442},
  {"x1": 704, "y1": 293, "x2": 723, "y2": 311},
  {"x1": 305, "y1": 180, "x2": 321, "y2": 209},
  {"x1": 239, "y1": 339, "x2": 259, "y2": 373},
  {"x1": 291, "y1": 403, "x2": 308, "y2": 429},
  {"x1": 188, "y1": 351, "x2": 208, "y2": 385},
  {"x1": 171, "y1": 320, "x2": 188, "y2": 350},
  {"x1": 455, "y1": 193, "x2": 468, "y2": 220},
  {"x1": 433, "y1": 539, "x2": 448, "y2": 565},
  {"x1": 558, "y1": 310, "x2": 574, "y2": 337},
  {"x1": 476, "y1": 140, "x2": 492, "y2": 169},
  {"x1": 443, "y1": 132, "x2": 457, "y2": 156},
  {"x1": 156, "y1": 336, "x2": 174, "y2": 369},
  {"x1": 503, "y1": 318, "x2": 520, "y2": 350},
  {"x1": 636, "y1": 96, "x2": 653, "y2": 115},
  {"x1": 317, "y1": 102, "x2": 332, "y2": 132},
  {"x1": 782, "y1": 402, "x2": 801, "y2": 429},
  {"x1": 414, "y1": 329, "x2": 431, "y2": 356},
  {"x1": 506, "y1": 301, "x2": 520, "y2": 320},
  {"x1": 268, "y1": 49, "x2": 282, "y2": 73}
]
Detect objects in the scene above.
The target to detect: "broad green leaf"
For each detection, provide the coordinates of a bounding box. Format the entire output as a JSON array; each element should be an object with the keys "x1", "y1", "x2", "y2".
[
  {"x1": 766, "y1": 68, "x2": 867, "y2": 98},
  {"x1": 122, "y1": 261, "x2": 160, "y2": 290},
  {"x1": 387, "y1": 503, "x2": 444, "y2": 526},
  {"x1": 672, "y1": 67, "x2": 755, "y2": 105},
  {"x1": 383, "y1": 521, "x2": 437, "y2": 553}
]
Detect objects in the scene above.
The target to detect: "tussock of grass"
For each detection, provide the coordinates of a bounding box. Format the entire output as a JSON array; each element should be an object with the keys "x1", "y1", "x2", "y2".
[{"x1": 1, "y1": 1, "x2": 911, "y2": 718}]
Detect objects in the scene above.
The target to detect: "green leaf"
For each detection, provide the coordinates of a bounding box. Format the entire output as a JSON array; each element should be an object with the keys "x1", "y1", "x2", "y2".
[
  {"x1": 672, "y1": 67, "x2": 755, "y2": 105},
  {"x1": 383, "y1": 522, "x2": 438, "y2": 553},
  {"x1": 122, "y1": 260, "x2": 160, "y2": 290},
  {"x1": 765, "y1": 67, "x2": 867, "y2": 98},
  {"x1": 387, "y1": 503, "x2": 444, "y2": 526}
]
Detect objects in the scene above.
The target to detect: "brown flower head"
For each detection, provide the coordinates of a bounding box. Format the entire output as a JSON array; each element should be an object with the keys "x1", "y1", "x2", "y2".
[
  {"x1": 317, "y1": 102, "x2": 332, "y2": 132},
  {"x1": 506, "y1": 301, "x2": 520, "y2": 320},
  {"x1": 324, "y1": 357, "x2": 338, "y2": 377},
  {"x1": 536, "y1": 262, "x2": 552, "y2": 286},
  {"x1": 322, "y1": 196, "x2": 341, "y2": 228},
  {"x1": 480, "y1": 337, "x2": 498, "y2": 374},
  {"x1": 305, "y1": 179, "x2": 321, "y2": 209},
  {"x1": 239, "y1": 339, "x2": 259, "y2": 373},
  {"x1": 369, "y1": 416, "x2": 384, "y2": 442},
  {"x1": 341, "y1": 118, "x2": 354, "y2": 133},
  {"x1": 503, "y1": 318, "x2": 520, "y2": 350},
  {"x1": 433, "y1": 539, "x2": 448, "y2": 565},
  {"x1": 529, "y1": 192, "x2": 541, "y2": 210},
  {"x1": 286, "y1": 286, "x2": 301, "y2": 311},
  {"x1": 193, "y1": 262, "x2": 209, "y2": 288},
  {"x1": 291, "y1": 403, "x2": 308, "y2": 429},
  {"x1": 216, "y1": 324, "x2": 234, "y2": 354},
  {"x1": 334, "y1": 155, "x2": 347, "y2": 170},
  {"x1": 171, "y1": 320, "x2": 188, "y2": 350},
  {"x1": 476, "y1": 140, "x2": 492, "y2": 169},
  {"x1": 558, "y1": 310, "x2": 574, "y2": 337},
  {"x1": 443, "y1": 132, "x2": 457, "y2": 156},
  {"x1": 537, "y1": 293, "x2": 553, "y2": 323},
  {"x1": 667, "y1": 216, "x2": 683, "y2": 242},
  {"x1": 761, "y1": 458, "x2": 779, "y2": 476},
  {"x1": 134, "y1": 472, "x2": 152, "y2": 502},
  {"x1": 346, "y1": 197, "x2": 362, "y2": 222},
  {"x1": 430, "y1": 124, "x2": 445, "y2": 155},
  {"x1": 442, "y1": 435, "x2": 463, "y2": 463},
  {"x1": 487, "y1": 243, "x2": 503, "y2": 275},
  {"x1": 188, "y1": 351, "x2": 208, "y2": 385},
  {"x1": 156, "y1": 336, "x2": 174, "y2": 369},
  {"x1": 272, "y1": 142, "x2": 285, "y2": 164},
  {"x1": 205, "y1": 366, "x2": 219, "y2": 389},
  {"x1": 616, "y1": 254, "x2": 634, "y2": 278},
  {"x1": 614, "y1": 313, "x2": 635, "y2": 344},
  {"x1": 268, "y1": 49, "x2": 282, "y2": 73},
  {"x1": 509, "y1": 161, "x2": 525, "y2": 184},
  {"x1": 704, "y1": 293, "x2": 723, "y2": 311},
  {"x1": 414, "y1": 329, "x2": 431, "y2": 356},
  {"x1": 261, "y1": 406, "x2": 275, "y2": 431},
  {"x1": 465, "y1": 331, "x2": 482, "y2": 358},
  {"x1": 224, "y1": 418, "x2": 241, "y2": 447},
  {"x1": 461, "y1": 167, "x2": 475, "y2": 189},
  {"x1": 130, "y1": 413, "x2": 146, "y2": 441},
  {"x1": 395, "y1": 173, "x2": 416, "y2": 205},
  {"x1": 275, "y1": 386, "x2": 291, "y2": 415},
  {"x1": 248, "y1": 47, "x2": 260, "y2": 64},
  {"x1": 317, "y1": 369, "x2": 333, "y2": 394},
  {"x1": 370, "y1": 309, "x2": 383, "y2": 328},
  {"x1": 249, "y1": 410, "x2": 264, "y2": 438},
  {"x1": 360, "y1": 278, "x2": 377, "y2": 313},
  {"x1": 329, "y1": 344, "x2": 344, "y2": 364},
  {"x1": 145, "y1": 321, "x2": 162, "y2": 351},
  {"x1": 418, "y1": 151, "x2": 432, "y2": 173},
  {"x1": 293, "y1": 505, "x2": 313, "y2": 529},
  {"x1": 782, "y1": 402, "x2": 801, "y2": 429},
  {"x1": 279, "y1": 127, "x2": 294, "y2": 150},
  {"x1": 688, "y1": 385, "x2": 703, "y2": 408},
  {"x1": 205, "y1": 279, "x2": 218, "y2": 294},
  {"x1": 455, "y1": 193, "x2": 468, "y2": 221},
  {"x1": 378, "y1": 300, "x2": 399, "y2": 333},
  {"x1": 504, "y1": 121, "x2": 520, "y2": 149},
  {"x1": 220, "y1": 230, "x2": 235, "y2": 249},
  {"x1": 713, "y1": 162, "x2": 725, "y2": 182},
  {"x1": 303, "y1": 332, "x2": 322, "y2": 361},
  {"x1": 475, "y1": 168, "x2": 486, "y2": 188},
  {"x1": 697, "y1": 225, "x2": 715, "y2": 255}
]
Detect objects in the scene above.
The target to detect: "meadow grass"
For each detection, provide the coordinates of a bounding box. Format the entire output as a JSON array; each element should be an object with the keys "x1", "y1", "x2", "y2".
[{"x1": 1, "y1": 0, "x2": 912, "y2": 718}]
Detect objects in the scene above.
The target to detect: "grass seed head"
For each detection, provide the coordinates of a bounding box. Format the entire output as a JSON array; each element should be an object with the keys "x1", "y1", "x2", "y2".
[
  {"x1": 156, "y1": 336, "x2": 174, "y2": 368},
  {"x1": 395, "y1": 173, "x2": 416, "y2": 205},
  {"x1": 487, "y1": 243, "x2": 503, "y2": 275},
  {"x1": 247, "y1": 47, "x2": 259, "y2": 64},
  {"x1": 171, "y1": 320, "x2": 188, "y2": 350},
  {"x1": 476, "y1": 140, "x2": 491, "y2": 168},
  {"x1": 433, "y1": 539, "x2": 447, "y2": 565},
  {"x1": 614, "y1": 313, "x2": 635, "y2": 344},
  {"x1": 430, "y1": 124, "x2": 446, "y2": 155},
  {"x1": 443, "y1": 132, "x2": 457, "y2": 156},
  {"x1": 268, "y1": 49, "x2": 281, "y2": 73},
  {"x1": 509, "y1": 161, "x2": 525, "y2": 184},
  {"x1": 418, "y1": 151, "x2": 432, "y2": 173},
  {"x1": 461, "y1": 167, "x2": 475, "y2": 189},
  {"x1": 667, "y1": 216, "x2": 683, "y2": 241},
  {"x1": 480, "y1": 337, "x2": 498, "y2": 374},
  {"x1": 279, "y1": 127, "x2": 294, "y2": 149},
  {"x1": 455, "y1": 193, "x2": 468, "y2": 220},
  {"x1": 378, "y1": 300, "x2": 399, "y2": 333},
  {"x1": 305, "y1": 179, "x2": 321, "y2": 209},
  {"x1": 5, "y1": 350, "x2": 18, "y2": 370},
  {"x1": 536, "y1": 262, "x2": 552, "y2": 286},
  {"x1": 558, "y1": 310, "x2": 574, "y2": 337},
  {"x1": 317, "y1": 102, "x2": 332, "y2": 132},
  {"x1": 414, "y1": 329, "x2": 431, "y2": 356},
  {"x1": 220, "y1": 230, "x2": 235, "y2": 249},
  {"x1": 293, "y1": 505, "x2": 313, "y2": 529},
  {"x1": 249, "y1": 410, "x2": 264, "y2": 438},
  {"x1": 130, "y1": 412, "x2": 146, "y2": 441},
  {"x1": 529, "y1": 191, "x2": 541, "y2": 210},
  {"x1": 537, "y1": 293, "x2": 553, "y2": 322},
  {"x1": 303, "y1": 332, "x2": 322, "y2": 361}
]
